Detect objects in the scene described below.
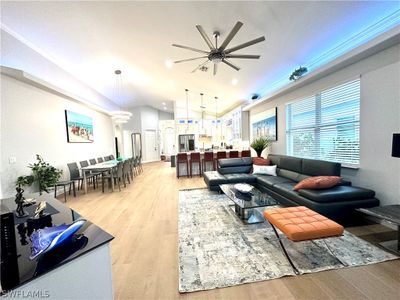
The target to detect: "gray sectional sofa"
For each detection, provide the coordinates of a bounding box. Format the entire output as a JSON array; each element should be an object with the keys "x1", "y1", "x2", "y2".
[{"x1": 203, "y1": 154, "x2": 379, "y2": 223}]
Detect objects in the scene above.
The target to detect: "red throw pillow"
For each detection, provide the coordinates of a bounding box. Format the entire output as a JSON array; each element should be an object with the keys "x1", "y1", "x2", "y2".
[
  {"x1": 293, "y1": 176, "x2": 341, "y2": 191},
  {"x1": 252, "y1": 157, "x2": 271, "y2": 166}
]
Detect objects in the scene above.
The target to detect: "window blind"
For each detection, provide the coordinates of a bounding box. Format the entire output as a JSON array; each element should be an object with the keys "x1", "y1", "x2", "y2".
[{"x1": 286, "y1": 79, "x2": 360, "y2": 167}]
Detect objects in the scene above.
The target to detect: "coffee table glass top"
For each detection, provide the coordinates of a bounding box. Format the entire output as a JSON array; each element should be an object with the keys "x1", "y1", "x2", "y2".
[{"x1": 219, "y1": 183, "x2": 278, "y2": 209}]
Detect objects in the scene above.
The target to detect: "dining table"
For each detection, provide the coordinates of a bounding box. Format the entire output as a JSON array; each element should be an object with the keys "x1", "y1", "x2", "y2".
[{"x1": 80, "y1": 159, "x2": 125, "y2": 194}]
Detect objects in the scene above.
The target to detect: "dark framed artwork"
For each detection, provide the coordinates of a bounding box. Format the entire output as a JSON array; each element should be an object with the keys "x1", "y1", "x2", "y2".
[
  {"x1": 252, "y1": 107, "x2": 277, "y2": 141},
  {"x1": 65, "y1": 110, "x2": 94, "y2": 143}
]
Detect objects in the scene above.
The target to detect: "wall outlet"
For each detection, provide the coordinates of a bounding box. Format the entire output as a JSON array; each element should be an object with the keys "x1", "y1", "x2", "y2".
[{"x1": 9, "y1": 156, "x2": 16, "y2": 164}]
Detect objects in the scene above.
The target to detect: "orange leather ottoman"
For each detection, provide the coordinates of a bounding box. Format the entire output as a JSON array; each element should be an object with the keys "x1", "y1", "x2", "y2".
[{"x1": 263, "y1": 206, "x2": 344, "y2": 241}]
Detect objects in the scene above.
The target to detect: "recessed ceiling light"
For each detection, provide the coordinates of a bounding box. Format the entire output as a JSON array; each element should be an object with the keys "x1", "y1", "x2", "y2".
[
  {"x1": 231, "y1": 78, "x2": 238, "y2": 86},
  {"x1": 162, "y1": 102, "x2": 166, "y2": 105},
  {"x1": 164, "y1": 107, "x2": 167, "y2": 110},
  {"x1": 165, "y1": 59, "x2": 173, "y2": 69}
]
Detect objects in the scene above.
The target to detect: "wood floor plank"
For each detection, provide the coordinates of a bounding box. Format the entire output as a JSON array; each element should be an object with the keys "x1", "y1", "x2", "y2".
[{"x1": 63, "y1": 161, "x2": 400, "y2": 300}]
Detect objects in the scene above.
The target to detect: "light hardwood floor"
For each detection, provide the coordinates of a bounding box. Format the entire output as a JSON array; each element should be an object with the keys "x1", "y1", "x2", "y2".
[{"x1": 65, "y1": 161, "x2": 400, "y2": 300}]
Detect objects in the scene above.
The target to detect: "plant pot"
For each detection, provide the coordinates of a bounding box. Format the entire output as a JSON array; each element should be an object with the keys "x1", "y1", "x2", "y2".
[{"x1": 256, "y1": 151, "x2": 263, "y2": 158}]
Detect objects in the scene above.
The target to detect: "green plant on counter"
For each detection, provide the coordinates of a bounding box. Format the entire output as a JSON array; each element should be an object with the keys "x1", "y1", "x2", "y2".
[
  {"x1": 251, "y1": 137, "x2": 270, "y2": 157},
  {"x1": 16, "y1": 154, "x2": 62, "y2": 195}
]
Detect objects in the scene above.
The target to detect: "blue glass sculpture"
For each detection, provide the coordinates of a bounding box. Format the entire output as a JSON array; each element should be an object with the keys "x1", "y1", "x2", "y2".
[{"x1": 30, "y1": 219, "x2": 86, "y2": 260}]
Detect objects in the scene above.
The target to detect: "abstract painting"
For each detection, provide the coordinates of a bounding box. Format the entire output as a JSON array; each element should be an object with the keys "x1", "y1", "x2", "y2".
[
  {"x1": 65, "y1": 110, "x2": 94, "y2": 143},
  {"x1": 252, "y1": 107, "x2": 277, "y2": 141}
]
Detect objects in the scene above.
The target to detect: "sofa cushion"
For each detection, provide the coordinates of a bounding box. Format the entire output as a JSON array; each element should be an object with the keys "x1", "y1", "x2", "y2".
[
  {"x1": 293, "y1": 176, "x2": 342, "y2": 191},
  {"x1": 203, "y1": 171, "x2": 227, "y2": 186},
  {"x1": 270, "y1": 182, "x2": 300, "y2": 199},
  {"x1": 219, "y1": 157, "x2": 252, "y2": 168},
  {"x1": 278, "y1": 169, "x2": 304, "y2": 182},
  {"x1": 279, "y1": 156, "x2": 303, "y2": 173},
  {"x1": 297, "y1": 185, "x2": 376, "y2": 203},
  {"x1": 302, "y1": 158, "x2": 341, "y2": 176},
  {"x1": 218, "y1": 165, "x2": 253, "y2": 174},
  {"x1": 267, "y1": 154, "x2": 282, "y2": 167},
  {"x1": 255, "y1": 175, "x2": 294, "y2": 188},
  {"x1": 224, "y1": 173, "x2": 257, "y2": 184}
]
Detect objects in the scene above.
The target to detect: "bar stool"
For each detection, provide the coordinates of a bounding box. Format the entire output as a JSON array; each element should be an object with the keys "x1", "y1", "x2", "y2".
[
  {"x1": 241, "y1": 150, "x2": 251, "y2": 157},
  {"x1": 215, "y1": 151, "x2": 227, "y2": 169},
  {"x1": 229, "y1": 151, "x2": 239, "y2": 158},
  {"x1": 203, "y1": 152, "x2": 215, "y2": 172},
  {"x1": 177, "y1": 153, "x2": 189, "y2": 178},
  {"x1": 189, "y1": 152, "x2": 201, "y2": 177}
]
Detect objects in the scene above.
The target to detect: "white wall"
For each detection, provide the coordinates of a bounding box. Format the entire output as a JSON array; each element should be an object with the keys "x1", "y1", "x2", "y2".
[
  {"x1": 0, "y1": 75, "x2": 115, "y2": 198},
  {"x1": 249, "y1": 44, "x2": 400, "y2": 205},
  {"x1": 124, "y1": 106, "x2": 174, "y2": 162},
  {"x1": 1, "y1": 29, "x2": 118, "y2": 112}
]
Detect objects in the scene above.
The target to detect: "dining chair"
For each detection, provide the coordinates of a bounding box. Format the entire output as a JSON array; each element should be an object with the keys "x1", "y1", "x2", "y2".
[
  {"x1": 97, "y1": 157, "x2": 104, "y2": 163},
  {"x1": 122, "y1": 160, "x2": 131, "y2": 186},
  {"x1": 101, "y1": 163, "x2": 123, "y2": 192},
  {"x1": 67, "y1": 162, "x2": 84, "y2": 190},
  {"x1": 54, "y1": 180, "x2": 76, "y2": 202},
  {"x1": 89, "y1": 158, "x2": 97, "y2": 165},
  {"x1": 138, "y1": 154, "x2": 143, "y2": 173},
  {"x1": 133, "y1": 156, "x2": 140, "y2": 176},
  {"x1": 109, "y1": 154, "x2": 115, "y2": 160},
  {"x1": 104, "y1": 156, "x2": 111, "y2": 161},
  {"x1": 79, "y1": 160, "x2": 98, "y2": 189}
]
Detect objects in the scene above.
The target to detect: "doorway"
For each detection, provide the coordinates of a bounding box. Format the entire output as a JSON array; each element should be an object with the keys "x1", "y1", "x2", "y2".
[{"x1": 144, "y1": 130, "x2": 158, "y2": 162}]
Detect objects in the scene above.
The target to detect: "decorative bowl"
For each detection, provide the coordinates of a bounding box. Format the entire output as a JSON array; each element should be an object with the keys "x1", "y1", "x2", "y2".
[{"x1": 234, "y1": 183, "x2": 253, "y2": 194}]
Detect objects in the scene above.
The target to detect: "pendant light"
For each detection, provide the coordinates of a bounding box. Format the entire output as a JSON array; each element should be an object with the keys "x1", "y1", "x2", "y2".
[
  {"x1": 110, "y1": 70, "x2": 132, "y2": 124},
  {"x1": 200, "y1": 93, "x2": 205, "y2": 133},
  {"x1": 185, "y1": 89, "x2": 189, "y2": 133}
]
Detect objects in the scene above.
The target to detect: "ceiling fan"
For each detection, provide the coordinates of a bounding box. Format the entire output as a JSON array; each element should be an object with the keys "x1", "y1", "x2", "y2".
[{"x1": 172, "y1": 21, "x2": 266, "y2": 75}]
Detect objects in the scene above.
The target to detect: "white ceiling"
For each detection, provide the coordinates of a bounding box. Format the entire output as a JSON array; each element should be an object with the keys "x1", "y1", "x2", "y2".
[{"x1": 1, "y1": 1, "x2": 398, "y2": 114}]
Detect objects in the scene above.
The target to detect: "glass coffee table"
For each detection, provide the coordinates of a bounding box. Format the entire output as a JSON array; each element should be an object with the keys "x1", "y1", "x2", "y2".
[{"x1": 220, "y1": 183, "x2": 278, "y2": 224}]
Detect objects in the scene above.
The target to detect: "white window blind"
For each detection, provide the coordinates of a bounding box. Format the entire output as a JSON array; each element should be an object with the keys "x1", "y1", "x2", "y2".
[{"x1": 286, "y1": 79, "x2": 360, "y2": 167}]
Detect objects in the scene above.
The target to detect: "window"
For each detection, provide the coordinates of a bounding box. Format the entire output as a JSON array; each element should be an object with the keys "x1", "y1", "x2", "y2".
[{"x1": 286, "y1": 79, "x2": 360, "y2": 167}]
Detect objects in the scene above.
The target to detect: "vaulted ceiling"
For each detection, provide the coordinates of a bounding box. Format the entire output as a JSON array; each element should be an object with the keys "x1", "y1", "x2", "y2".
[{"x1": 1, "y1": 1, "x2": 398, "y2": 114}]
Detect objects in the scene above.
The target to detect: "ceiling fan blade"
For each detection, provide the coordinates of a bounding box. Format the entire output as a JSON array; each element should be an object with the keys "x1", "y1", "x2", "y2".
[
  {"x1": 218, "y1": 21, "x2": 243, "y2": 51},
  {"x1": 191, "y1": 60, "x2": 209, "y2": 73},
  {"x1": 224, "y1": 36, "x2": 266, "y2": 54},
  {"x1": 174, "y1": 56, "x2": 208, "y2": 63},
  {"x1": 222, "y1": 59, "x2": 240, "y2": 71},
  {"x1": 196, "y1": 25, "x2": 215, "y2": 50},
  {"x1": 225, "y1": 54, "x2": 261, "y2": 59},
  {"x1": 213, "y1": 63, "x2": 218, "y2": 76},
  {"x1": 172, "y1": 44, "x2": 208, "y2": 54}
]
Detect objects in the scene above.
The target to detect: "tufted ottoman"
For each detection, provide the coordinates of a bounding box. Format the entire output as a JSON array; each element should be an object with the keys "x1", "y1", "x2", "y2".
[
  {"x1": 263, "y1": 206, "x2": 344, "y2": 241},
  {"x1": 263, "y1": 206, "x2": 344, "y2": 274}
]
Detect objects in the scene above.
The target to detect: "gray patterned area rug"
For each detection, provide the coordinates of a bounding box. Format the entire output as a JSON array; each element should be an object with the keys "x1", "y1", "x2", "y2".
[{"x1": 178, "y1": 188, "x2": 398, "y2": 293}]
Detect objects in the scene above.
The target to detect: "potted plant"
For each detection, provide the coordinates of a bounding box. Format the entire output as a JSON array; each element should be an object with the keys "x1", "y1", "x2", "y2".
[
  {"x1": 16, "y1": 155, "x2": 63, "y2": 195},
  {"x1": 251, "y1": 137, "x2": 270, "y2": 157}
]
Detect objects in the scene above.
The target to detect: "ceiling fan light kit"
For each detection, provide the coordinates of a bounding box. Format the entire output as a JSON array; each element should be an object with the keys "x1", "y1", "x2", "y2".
[{"x1": 172, "y1": 21, "x2": 266, "y2": 75}]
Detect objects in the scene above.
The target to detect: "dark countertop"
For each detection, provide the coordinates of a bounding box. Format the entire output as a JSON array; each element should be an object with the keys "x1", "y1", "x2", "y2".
[{"x1": 0, "y1": 193, "x2": 114, "y2": 294}]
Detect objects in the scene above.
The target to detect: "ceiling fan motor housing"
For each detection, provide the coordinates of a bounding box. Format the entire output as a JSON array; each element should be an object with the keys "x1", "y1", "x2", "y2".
[{"x1": 208, "y1": 50, "x2": 225, "y2": 63}]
